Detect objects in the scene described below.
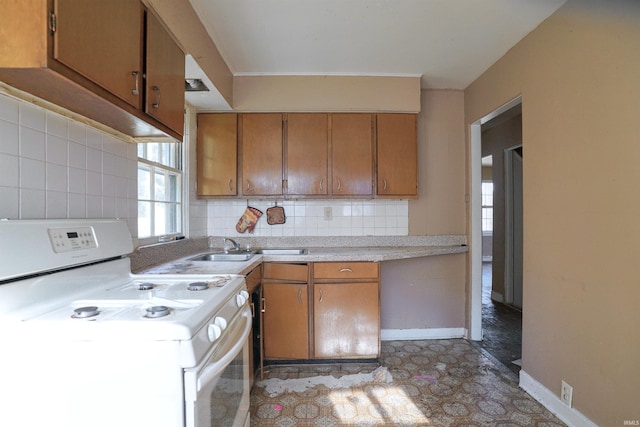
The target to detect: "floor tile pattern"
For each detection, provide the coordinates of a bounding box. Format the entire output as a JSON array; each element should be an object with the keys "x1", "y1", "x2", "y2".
[{"x1": 251, "y1": 339, "x2": 565, "y2": 426}]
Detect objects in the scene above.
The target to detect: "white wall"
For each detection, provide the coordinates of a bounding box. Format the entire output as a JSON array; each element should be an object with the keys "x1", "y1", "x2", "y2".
[{"x1": 0, "y1": 93, "x2": 138, "y2": 237}]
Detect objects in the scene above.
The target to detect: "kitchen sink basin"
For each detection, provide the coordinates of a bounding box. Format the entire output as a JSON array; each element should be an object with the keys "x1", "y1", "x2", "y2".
[
  {"x1": 188, "y1": 251, "x2": 255, "y2": 262},
  {"x1": 256, "y1": 248, "x2": 308, "y2": 255}
]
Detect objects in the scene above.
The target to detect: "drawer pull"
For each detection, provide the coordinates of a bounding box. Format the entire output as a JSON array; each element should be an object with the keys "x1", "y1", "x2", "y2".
[
  {"x1": 297, "y1": 289, "x2": 303, "y2": 304},
  {"x1": 261, "y1": 297, "x2": 266, "y2": 313},
  {"x1": 339, "y1": 268, "x2": 353, "y2": 273}
]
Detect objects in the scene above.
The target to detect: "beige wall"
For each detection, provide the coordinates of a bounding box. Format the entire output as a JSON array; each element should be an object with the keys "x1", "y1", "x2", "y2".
[
  {"x1": 381, "y1": 254, "x2": 466, "y2": 330},
  {"x1": 380, "y1": 90, "x2": 467, "y2": 332},
  {"x1": 409, "y1": 90, "x2": 466, "y2": 235},
  {"x1": 465, "y1": 1, "x2": 640, "y2": 424},
  {"x1": 233, "y1": 75, "x2": 421, "y2": 112}
]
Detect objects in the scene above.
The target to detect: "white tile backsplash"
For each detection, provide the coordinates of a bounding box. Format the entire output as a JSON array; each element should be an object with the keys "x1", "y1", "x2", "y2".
[
  {"x1": 0, "y1": 93, "x2": 137, "y2": 237},
  {"x1": 207, "y1": 199, "x2": 409, "y2": 237},
  {"x1": 0, "y1": 119, "x2": 19, "y2": 155}
]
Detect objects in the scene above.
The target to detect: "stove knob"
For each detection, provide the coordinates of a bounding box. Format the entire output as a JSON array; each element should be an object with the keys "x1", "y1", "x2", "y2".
[
  {"x1": 240, "y1": 290, "x2": 249, "y2": 300},
  {"x1": 214, "y1": 316, "x2": 227, "y2": 330},
  {"x1": 207, "y1": 323, "x2": 222, "y2": 342},
  {"x1": 236, "y1": 293, "x2": 247, "y2": 307}
]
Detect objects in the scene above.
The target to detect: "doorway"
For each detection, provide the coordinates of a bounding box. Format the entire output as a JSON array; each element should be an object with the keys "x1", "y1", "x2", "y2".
[{"x1": 469, "y1": 98, "x2": 523, "y2": 375}]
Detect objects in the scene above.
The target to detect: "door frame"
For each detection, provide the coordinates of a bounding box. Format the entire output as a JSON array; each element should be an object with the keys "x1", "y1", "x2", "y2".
[
  {"x1": 504, "y1": 145, "x2": 523, "y2": 307},
  {"x1": 468, "y1": 96, "x2": 522, "y2": 340}
]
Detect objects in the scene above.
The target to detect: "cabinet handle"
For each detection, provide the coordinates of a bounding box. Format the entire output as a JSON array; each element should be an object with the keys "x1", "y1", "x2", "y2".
[
  {"x1": 261, "y1": 297, "x2": 266, "y2": 313},
  {"x1": 319, "y1": 178, "x2": 324, "y2": 191},
  {"x1": 250, "y1": 301, "x2": 255, "y2": 317},
  {"x1": 297, "y1": 288, "x2": 303, "y2": 304},
  {"x1": 227, "y1": 179, "x2": 233, "y2": 192},
  {"x1": 319, "y1": 289, "x2": 323, "y2": 303},
  {"x1": 246, "y1": 181, "x2": 252, "y2": 192},
  {"x1": 152, "y1": 85, "x2": 161, "y2": 108},
  {"x1": 339, "y1": 268, "x2": 353, "y2": 273},
  {"x1": 337, "y1": 178, "x2": 342, "y2": 192},
  {"x1": 383, "y1": 178, "x2": 387, "y2": 191},
  {"x1": 131, "y1": 71, "x2": 140, "y2": 96}
]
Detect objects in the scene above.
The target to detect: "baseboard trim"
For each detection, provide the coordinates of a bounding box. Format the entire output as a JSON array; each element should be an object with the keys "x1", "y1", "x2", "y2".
[
  {"x1": 381, "y1": 328, "x2": 467, "y2": 341},
  {"x1": 519, "y1": 370, "x2": 598, "y2": 427},
  {"x1": 491, "y1": 291, "x2": 504, "y2": 303}
]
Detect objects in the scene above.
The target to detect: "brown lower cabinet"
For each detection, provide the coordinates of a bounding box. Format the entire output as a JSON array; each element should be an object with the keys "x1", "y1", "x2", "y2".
[
  {"x1": 262, "y1": 263, "x2": 310, "y2": 360},
  {"x1": 261, "y1": 261, "x2": 380, "y2": 363}
]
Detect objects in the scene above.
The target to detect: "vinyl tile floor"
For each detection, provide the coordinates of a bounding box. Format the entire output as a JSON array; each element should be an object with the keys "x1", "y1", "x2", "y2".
[{"x1": 250, "y1": 339, "x2": 566, "y2": 426}]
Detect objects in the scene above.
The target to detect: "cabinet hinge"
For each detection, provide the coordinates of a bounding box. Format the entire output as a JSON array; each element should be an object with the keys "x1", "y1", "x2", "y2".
[{"x1": 49, "y1": 11, "x2": 57, "y2": 34}]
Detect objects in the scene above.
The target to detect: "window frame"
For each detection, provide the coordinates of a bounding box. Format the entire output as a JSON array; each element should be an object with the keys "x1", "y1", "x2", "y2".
[
  {"x1": 137, "y1": 141, "x2": 185, "y2": 245},
  {"x1": 481, "y1": 180, "x2": 494, "y2": 235}
]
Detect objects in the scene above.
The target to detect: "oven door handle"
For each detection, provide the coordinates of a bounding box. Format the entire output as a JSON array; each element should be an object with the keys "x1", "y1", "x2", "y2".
[{"x1": 196, "y1": 307, "x2": 252, "y2": 393}]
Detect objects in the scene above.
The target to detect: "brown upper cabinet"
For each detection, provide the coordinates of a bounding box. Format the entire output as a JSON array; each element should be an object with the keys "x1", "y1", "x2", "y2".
[
  {"x1": 196, "y1": 112, "x2": 416, "y2": 199},
  {"x1": 287, "y1": 113, "x2": 329, "y2": 196},
  {"x1": 144, "y1": 11, "x2": 185, "y2": 136},
  {"x1": 376, "y1": 114, "x2": 418, "y2": 198},
  {"x1": 240, "y1": 113, "x2": 284, "y2": 196},
  {"x1": 197, "y1": 114, "x2": 237, "y2": 196},
  {"x1": 331, "y1": 113, "x2": 374, "y2": 197},
  {"x1": 53, "y1": 0, "x2": 144, "y2": 110},
  {"x1": 0, "y1": 0, "x2": 184, "y2": 140}
]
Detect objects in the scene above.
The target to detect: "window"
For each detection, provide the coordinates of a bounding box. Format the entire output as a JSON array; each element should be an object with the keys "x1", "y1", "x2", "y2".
[
  {"x1": 138, "y1": 142, "x2": 182, "y2": 240},
  {"x1": 481, "y1": 181, "x2": 493, "y2": 233}
]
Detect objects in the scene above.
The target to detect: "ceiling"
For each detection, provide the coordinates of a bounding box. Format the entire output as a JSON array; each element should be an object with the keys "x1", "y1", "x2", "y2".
[{"x1": 185, "y1": 0, "x2": 567, "y2": 111}]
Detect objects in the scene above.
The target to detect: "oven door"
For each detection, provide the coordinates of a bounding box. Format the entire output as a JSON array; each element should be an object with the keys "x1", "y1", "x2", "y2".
[{"x1": 184, "y1": 306, "x2": 252, "y2": 427}]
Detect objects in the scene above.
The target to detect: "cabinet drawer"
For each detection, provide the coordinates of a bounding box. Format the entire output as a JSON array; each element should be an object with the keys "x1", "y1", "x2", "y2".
[
  {"x1": 263, "y1": 263, "x2": 309, "y2": 282},
  {"x1": 313, "y1": 262, "x2": 379, "y2": 280}
]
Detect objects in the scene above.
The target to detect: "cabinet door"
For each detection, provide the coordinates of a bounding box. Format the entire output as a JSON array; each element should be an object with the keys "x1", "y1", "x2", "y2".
[
  {"x1": 286, "y1": 114, "x2": 328, "y2": 196},
  {"x1": 53, "y1": 0, "x2": 143, "y2": 109},
  {"x1": 376, "y1": 114, "x2": 417, "y2": 197},
  {"x1": 145, "y1": 12, "x2": 185, "y2": 135},
  {"x1": 262, "y1": 283, "x2": 309, "y2": 360},
  {"x1": 331, "y1": 114, "x2": 373, "y2": 196},
  {"x1": 196, "y1": 114, "x2": 237, "y2": 196},
  {"x1": 314, "y1": 282, "x2": 380, "y2": 358},
  {"x1": 241, "y1": 114, "x2": 283, "y2": 196}
]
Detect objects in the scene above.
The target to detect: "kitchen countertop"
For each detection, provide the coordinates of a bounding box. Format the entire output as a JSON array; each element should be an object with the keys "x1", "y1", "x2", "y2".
[{"x1": 140, "y1": 244, "x2": 468, "y2": 276}]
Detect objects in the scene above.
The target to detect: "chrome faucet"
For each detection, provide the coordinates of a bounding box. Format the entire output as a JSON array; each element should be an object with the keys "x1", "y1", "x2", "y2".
[{"x1": 223, "y1": 237, "x2": 241, "y2": 252}]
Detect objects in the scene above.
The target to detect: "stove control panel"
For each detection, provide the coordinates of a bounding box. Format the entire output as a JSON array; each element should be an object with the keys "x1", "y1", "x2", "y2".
[{"x1": 48, "y1": 227, "x2": 98, "y2": 253}]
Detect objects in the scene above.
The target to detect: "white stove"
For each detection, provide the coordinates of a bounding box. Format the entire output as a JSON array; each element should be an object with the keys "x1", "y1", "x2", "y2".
[{"x1": 0, "y1": 219, "x2": 251, "y2": 427}]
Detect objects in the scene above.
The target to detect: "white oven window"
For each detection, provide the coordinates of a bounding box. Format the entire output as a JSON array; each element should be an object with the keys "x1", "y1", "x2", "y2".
[
  {"x1": 205, "y1": 347, "x2": 247, "y2": 426},
  {"x1": 185, "y1": 308, "x2": 251, "y2": 427}
]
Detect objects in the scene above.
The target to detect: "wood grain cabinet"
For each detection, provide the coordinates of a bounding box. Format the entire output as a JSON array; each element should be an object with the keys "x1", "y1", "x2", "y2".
[
  {"x1": 287, "y1": 113, "x2": 329, "y2": 196},
  {"x1": 53, "y1": 0, "x2": 144, "y2": 110},
  {"x1": 196, "y1": 114, "x2": 237, "y2": 196},
  {"x1": 144, "y1": 11, "x2": 185, "y2": 136},
  {"x1": 261, "y1": 263, "x2": 310, "y2": 360},
  {"x1": 261, "y1": 262, "x2": 380, "y2": 361},
  {"x1": 376, "y1": 114, "x2": 418, "y2": 198},
  {"x1": 331, "y1": 114, "x2": 374, "y2": 196},
  {"x1": 240, "y1": 114, "x2": 284, "y2": 196},
  {"x1": 0, "y1": 0, "x2": 184, "y2": 140},
  {"x1": 313, "y1": 262, "x2": 380, "y2": 359}
]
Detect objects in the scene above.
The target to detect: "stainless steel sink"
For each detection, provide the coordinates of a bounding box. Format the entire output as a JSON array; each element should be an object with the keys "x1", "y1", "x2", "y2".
[
  {"x1": 188, "y1": 251, "x2": 255, "y2": 262},
  {"x1": 256, "y1": 248, "x2": 308, "y2": 255}
]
